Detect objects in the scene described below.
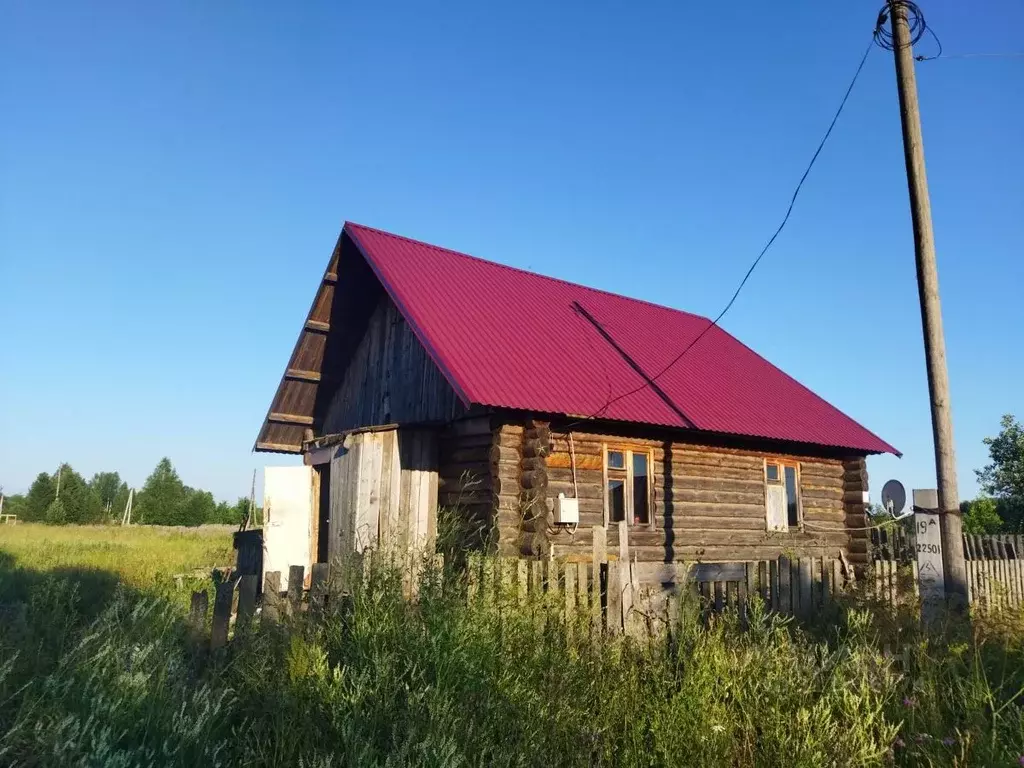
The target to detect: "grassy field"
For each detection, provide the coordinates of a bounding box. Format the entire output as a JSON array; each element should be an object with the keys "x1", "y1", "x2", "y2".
[
  {"x1": 0, "y1": 523, "x2": 234, "y2": 587},
  {"x1": 2, "y1": 524, "x2": 1024, "y2": 766}
]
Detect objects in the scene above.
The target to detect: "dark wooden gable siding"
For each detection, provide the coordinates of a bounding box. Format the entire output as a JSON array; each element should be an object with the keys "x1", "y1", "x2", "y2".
[{"x1": 321, "y1": 294, "x2": 466, "y2": 434}]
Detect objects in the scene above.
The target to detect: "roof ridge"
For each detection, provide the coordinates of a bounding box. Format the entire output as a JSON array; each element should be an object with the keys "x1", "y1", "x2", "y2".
[{"x1": 344, "y1": 221, "x2": 714, "y2": 324}]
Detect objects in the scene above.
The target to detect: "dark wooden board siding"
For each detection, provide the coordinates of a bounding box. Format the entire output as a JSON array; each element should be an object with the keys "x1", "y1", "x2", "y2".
[
  {"x1": 321, "y1": 296, "x2": 465, "y2": 434},
  {"x1": 258, "y1": 230, "x2": 465, "y2": 453},
  {"x1": 510, "y1": 424, "x2": 870, "y2": 564}
]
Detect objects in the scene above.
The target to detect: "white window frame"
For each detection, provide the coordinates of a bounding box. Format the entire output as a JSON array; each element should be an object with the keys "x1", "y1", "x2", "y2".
[
  {"x1": 764, "y1": 459, "x2": 803, "y2": 532},
  {"x1": 603, "y1": 444, "x2": 654, "y2": 528}
]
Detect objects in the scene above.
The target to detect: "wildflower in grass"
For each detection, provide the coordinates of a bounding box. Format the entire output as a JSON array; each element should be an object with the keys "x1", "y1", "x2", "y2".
[
  {"x1": 902, "y1": 696, "x2": 916, "y2": 708},
  {"x1": 915, "y1": 733, "x2": 931, "y2": 744},
  {"x1": 893, "y1": 738, "x2": 906, "y2": 749},
  {"x1": 711, "y1": 725, "x2": 725, "y2": 734},
  {"x1": 1018, "y1": 755, "x2": 1024, "y2": 767},
  {"x1": 942, "y1": 737, "x2": 956, "y2": 747}
]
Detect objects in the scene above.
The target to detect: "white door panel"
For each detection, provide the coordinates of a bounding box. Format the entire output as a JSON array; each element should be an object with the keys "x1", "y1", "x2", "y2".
[{"x1": 263, "y1": 466, "x2": 313, "y2": 591}]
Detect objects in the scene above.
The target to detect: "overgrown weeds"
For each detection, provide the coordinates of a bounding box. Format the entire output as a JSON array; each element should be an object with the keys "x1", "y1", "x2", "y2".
[{"x1": 1, "y1": 547, "x2": 1023, "y2": 766}]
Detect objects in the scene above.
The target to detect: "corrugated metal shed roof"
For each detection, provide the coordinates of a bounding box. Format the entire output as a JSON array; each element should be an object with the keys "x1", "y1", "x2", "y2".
[{"x1": 343, "y1": 222, "x2": 897, "y2": 456}]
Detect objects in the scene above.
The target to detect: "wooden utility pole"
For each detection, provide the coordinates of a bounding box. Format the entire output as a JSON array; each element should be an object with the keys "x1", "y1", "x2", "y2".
[{"x1": 888, "y1": 1, "x2": 967, "y2": 605}]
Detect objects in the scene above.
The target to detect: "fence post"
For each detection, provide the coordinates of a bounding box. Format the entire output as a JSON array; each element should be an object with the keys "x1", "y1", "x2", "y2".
[
  {"x1": 739, "y1": 566, "x2": 750, "y2": 628},
  {"x1": 574, "y1": 562, "x2": 588, "y2": 621},
  {"x1": 1002, "y1": 557, "x2": 1013, "y2": 608},
  {"x1": 1000, "y1": 554, "x2": 1011, "y2": 610},
  {"x1": 616, "y1": 522, "x2": 633, "y2": 628},
  {"x1": 480, "y1": 556, "x2": 495, "y2": 604},
  {"x1": 263, "y1": 571, "x2": 282, "y2": 625},
  {"x1": 310, "y1": 563, "x2": 330, "y2": 620},
  {"x1": 530, "y1": 559, "x2": 543, "y2": 599},
  {"x1": 211, "y1": 581, "x2": 235, "y2": 650},
  {"x1": 980, "y1": 558, "x2": 989, "y2": 612},
  {"x1": 617, "y1": 521, "x2": 629, "y2": 564},
  {"x1": 236, "y1": 574, "x2": 258, "y2": 634},
  {"x1": 592, "y1": 526, "x2": 606, "y2": 631},
  {"x1": 189, "y1": 590, "x2": 209, "y2": 645},
  {"x1": 778, "y1": 557, "x2": 791, "y2": 615},
  {"x1": 797, "y1": 558, "x2": 812, "y2": 617},
  {"x1": 288, "y1": 565, "x2": 305, "y2": 616},
  {"x1": 606, "y1": 561, "x2": 622, "y2": 635},
  {"x1": 564, "y1": 561, "x2": 576, "y2": 627},
  {"x1": 1007, "y1": 555, "x2": 1017, "y2": 609},
  {"x1": 768, "y1": 559, "x2": 779, "y2": 612}
]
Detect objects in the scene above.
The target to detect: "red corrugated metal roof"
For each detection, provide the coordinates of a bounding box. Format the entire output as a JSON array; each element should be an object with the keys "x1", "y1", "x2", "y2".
[{"x1": 345, "y1": 222, "x2": 898, "y2": 455}]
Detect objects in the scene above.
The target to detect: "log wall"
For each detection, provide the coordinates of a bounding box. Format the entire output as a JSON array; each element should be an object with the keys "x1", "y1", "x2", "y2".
[
  {"x1": 530, "y1": 425, "x2": 870, "y2": 565},
  {"x1": 436, "y1": 418, "x2": 525, "y2": 555}
]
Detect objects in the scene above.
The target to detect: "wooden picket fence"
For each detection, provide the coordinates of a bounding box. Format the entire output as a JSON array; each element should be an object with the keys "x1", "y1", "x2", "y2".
[
  {"x1": 192, "y1": 524, "x2": 1024, "y2": 650},
  {"x1": 967, "y1": 557, "x2": 1024, "y2": 612},
  {"x1": 870, "y1": 526, "x2": 1021, "y2": 563},
  {"x1": 963, "y1": 533, "x2": 1021, "y2": 561},
  {"x1": 190, "y1": 553, "x2": 857, "y2": 650}
]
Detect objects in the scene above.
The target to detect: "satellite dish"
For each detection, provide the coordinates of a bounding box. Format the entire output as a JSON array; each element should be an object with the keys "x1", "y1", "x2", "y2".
[{"x1": 881, "y1": 479, "x2": 907, "y2": 516}]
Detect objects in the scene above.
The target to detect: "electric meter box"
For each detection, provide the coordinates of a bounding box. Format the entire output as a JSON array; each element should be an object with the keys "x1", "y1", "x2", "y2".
[{"x1": 553, "y1": 493, "x2": 579, "y2": 525}]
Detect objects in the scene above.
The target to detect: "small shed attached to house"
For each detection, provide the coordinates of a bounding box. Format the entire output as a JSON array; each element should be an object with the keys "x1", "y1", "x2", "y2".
[{"x1": 255, "y1": 222, "x2": 898, "y2": 571}]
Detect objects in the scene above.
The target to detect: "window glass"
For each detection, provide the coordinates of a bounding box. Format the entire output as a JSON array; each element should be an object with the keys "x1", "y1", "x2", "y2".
[
  {"x1": 607, "y1": 450, "x2": 625, "y2": 470},
  {"x1": 632, "y1": 452, "x2": 648, "y2": 480},
  {"x1": 784, "y1": 465, "x2": 800, "y2": 527},
  {"x1": 608, "y1": 479, "x2": 626, "y2": 522},
  {"x1": 632, "y1": 453, "x2": 649, "y2": 524},
  {"x1": 766, "y1": 463, "x2": 780, "y2": 483}
]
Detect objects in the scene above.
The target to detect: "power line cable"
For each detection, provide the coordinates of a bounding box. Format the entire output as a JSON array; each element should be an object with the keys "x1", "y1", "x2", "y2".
[
  {"x1": 873, "y1": 0, "x2": 942, "y2": 61},
  {"x1": 577, "y1": 35, "x2": 878, "y2": 421},
  {"x1": 874, "y1": 0, "x2": 1024, "y2": 62},
  {"x1": 923, "y1": 52, "x2": 1024, "y2": 61}
]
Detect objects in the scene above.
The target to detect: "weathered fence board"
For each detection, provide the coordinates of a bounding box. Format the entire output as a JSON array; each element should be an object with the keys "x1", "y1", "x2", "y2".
[
  {"x1": 211, "y1": 582, "x2": 234, "y2": 650},
  {"x1": 237, "y1": 574, "x2": 258, "y2": 633}
]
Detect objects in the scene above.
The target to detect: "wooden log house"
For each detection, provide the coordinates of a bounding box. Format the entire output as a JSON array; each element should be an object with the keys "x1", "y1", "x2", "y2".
[{"x1": 255, "y1": 223, "x2": 897, "y2": 571}]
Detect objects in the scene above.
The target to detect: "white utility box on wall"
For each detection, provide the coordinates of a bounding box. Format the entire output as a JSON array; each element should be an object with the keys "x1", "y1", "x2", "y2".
[{"x1": 553, "y1": 493, "x2": 579, "y2": 525}]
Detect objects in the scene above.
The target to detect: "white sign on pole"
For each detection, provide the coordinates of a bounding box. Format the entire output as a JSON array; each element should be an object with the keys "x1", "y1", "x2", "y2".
[{"x1": 914, "y1": 512, "x2": 945, "y2": 618}]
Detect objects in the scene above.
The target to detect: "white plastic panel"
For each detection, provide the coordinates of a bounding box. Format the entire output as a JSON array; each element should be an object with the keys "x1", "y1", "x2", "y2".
[{"x1": 263, "y1": 465, "x2": 313, "y2": 591}]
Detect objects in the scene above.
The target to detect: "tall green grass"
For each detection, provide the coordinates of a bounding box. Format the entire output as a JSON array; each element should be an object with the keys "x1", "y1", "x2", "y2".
[
  {"x1": 0, "y1": 523, "x2": 234, "y2": 592},
  {"x1": 2, "y1": 545, "x2": 1023, "y2": 767}
]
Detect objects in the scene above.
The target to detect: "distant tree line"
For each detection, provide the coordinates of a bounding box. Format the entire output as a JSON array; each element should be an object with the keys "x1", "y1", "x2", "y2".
[{"x1": 1, "y1": 457, "x2": 249, "y2": 527}]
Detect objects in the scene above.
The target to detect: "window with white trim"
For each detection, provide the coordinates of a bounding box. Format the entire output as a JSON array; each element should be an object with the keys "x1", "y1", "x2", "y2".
[
  {"x1": 604, "y1": 446, "x2": 652, "y2": 526},
  {"x1": 764, "y1": 460, "x2": 802, "y2": 531}
]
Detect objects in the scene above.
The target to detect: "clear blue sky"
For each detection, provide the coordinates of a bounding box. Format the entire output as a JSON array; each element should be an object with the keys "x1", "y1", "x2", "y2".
[{"x1": 2, "y1": 0, "x2": 1021, "y2": 505}]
